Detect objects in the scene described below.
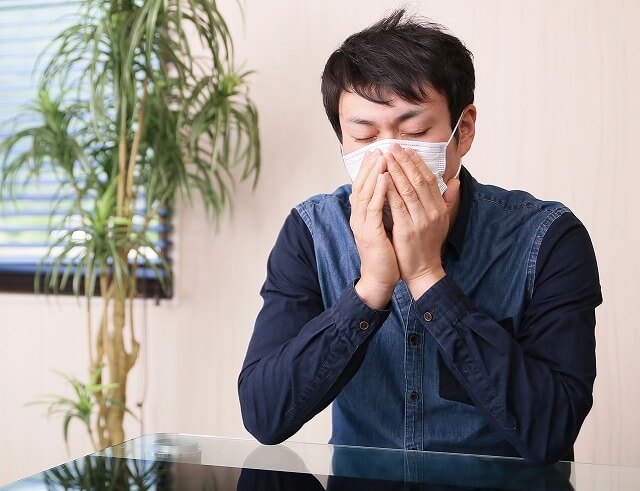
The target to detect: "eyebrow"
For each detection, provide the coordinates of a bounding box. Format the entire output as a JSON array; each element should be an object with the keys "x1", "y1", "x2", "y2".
[{"x1": 346, "y1": 109, "x2": 425, "y2": 126}]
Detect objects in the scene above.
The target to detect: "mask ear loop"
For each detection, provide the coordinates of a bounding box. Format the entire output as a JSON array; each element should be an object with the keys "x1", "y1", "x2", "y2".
[
  {"x1": 447, "y1": 110, "x2": 466, "y2": 180},
  {"x1": 446, "y1": 110, "x2": 466, "y2": 146}
]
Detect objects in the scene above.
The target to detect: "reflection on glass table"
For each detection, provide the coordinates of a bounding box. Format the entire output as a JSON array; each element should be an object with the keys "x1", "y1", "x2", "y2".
[{"x1": 2, "y1": 433, "x2": 639, "y2": 490}]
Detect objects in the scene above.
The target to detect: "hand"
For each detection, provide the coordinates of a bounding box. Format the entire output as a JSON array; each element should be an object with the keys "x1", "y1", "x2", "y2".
[
  {"x1": 349, "y1": 150, "x2": 400, "y2": 309},
  {"x1": 384, "y1": 144, "x2": 460, "y2": 299}
]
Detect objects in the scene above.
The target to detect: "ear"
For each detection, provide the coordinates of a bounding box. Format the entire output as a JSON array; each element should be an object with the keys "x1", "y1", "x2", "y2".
[{"x1": 457, "y1": 104, "x2": 476, "y2": 158}]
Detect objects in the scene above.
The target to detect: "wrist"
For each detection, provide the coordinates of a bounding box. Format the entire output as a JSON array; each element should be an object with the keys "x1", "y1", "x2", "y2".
[
  {"x1": 354, "y1": 277, "x2": 395, "y2": 310},
  {"x1": 405, "y1": 267, "x2": 446, "y2": 300}
]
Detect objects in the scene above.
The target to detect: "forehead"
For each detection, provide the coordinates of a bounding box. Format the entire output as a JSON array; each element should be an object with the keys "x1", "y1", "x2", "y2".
[{"x1": 338, "y1": 86, "x2": 449, "y2": 122}]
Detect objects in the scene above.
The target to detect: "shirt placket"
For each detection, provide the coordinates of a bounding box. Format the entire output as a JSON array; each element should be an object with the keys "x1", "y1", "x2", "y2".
[{"x1": 403, "y1": 298, "x2": 424, "y2": 451}]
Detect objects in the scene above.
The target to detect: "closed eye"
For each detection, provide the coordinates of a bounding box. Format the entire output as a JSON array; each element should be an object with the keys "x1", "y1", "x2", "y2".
[
  {"x1": 353, "y1": 136, "x2": 376, "y2": 143},
  {"x1": 401, "y1": 130, "x2": 427, "y2": 138}
]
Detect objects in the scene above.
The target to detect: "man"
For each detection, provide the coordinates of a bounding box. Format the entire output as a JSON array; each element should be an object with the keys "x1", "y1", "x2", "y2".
[{"x1": 238, "y1": 10, "x2": 602, "y2": 465}]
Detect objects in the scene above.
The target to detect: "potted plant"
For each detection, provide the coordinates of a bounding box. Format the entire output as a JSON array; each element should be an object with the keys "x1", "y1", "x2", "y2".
[{"x1": 0, "y1": 0, "x2": 260, "y2": 450}]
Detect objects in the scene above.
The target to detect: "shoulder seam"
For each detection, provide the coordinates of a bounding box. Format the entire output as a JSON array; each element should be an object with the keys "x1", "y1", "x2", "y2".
[
  {"x1": 294, "y1": 204, "x2": 314, "y2": 240},
  {"x1": 474, "y1": 192, "x2": 558, "y2": 213},
  {"x1": 525, "y1": 206, "x2": 571, "y2": 297}
]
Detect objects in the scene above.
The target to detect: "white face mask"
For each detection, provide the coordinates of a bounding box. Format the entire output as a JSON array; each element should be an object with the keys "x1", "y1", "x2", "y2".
[{"x1": 342, "y1": 112, "x2": 464, "y2": 194}]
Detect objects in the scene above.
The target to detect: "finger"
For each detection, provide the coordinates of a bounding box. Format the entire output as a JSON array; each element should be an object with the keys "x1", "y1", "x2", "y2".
[
  {"x1": 353, "y1": 152, "x2": 384, "y2": 225},
  {"x1": 389, "y1": 144, "x2": 432, "y2": 210},
  {"x1": 442, "y1": 177, "x2": 460, "y2": 205},
  {"x1": 385, "y1": 151, "x2": 423, "y2": 221},
  {"x1": 442, "y1": 176, "x2": 461, "y2": 214},
  {"x1": 385, "y1": 174, "x2": 411, "y2": 225},
  {"x1": 365, "y1": 172, "x2": 388, "y2": 227},
  {"x1": 404, "y1": 148, "x2": 445, "y2": 208},
  {"x1": 352, "y1": 150, "x2": 376, "y2": 195}
]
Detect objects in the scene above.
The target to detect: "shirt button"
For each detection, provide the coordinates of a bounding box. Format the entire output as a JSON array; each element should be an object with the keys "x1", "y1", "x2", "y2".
[
  {"x1": 358, "y1": 320, "x2": 369, "y2": 331},
  {"x1": 423, "y1": 311, "x2": 433, "y2": 322},
  {"x1": 410, "y1": 391, "x2": 419, "y2": 402},
  {"x1": 409, "y1": 333, "x2": 419, "y2": 346}
]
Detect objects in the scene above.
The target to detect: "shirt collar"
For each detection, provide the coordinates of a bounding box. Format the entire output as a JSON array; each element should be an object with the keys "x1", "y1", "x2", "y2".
[{"x1": 445, "y1": 165, "x2": 474, "y2": 258}]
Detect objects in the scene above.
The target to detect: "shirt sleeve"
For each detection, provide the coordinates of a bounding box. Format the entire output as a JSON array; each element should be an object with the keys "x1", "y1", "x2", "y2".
[
  {"x1": 238, "y1": 209, "x2": 391, "y2": 445},
  {"x1": 416, "y1": 212, "x2": 602, "y2": 465}
]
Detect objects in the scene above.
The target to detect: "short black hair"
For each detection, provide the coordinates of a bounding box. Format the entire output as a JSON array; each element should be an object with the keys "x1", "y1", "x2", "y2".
[{"x1": 321, "y1": 9, "x2": 475, "y2": 142}]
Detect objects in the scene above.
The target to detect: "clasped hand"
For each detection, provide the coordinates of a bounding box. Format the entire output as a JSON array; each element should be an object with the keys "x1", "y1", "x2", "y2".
[{"x1": 350, "y1": 144, "x2": 460, "y2": 309}]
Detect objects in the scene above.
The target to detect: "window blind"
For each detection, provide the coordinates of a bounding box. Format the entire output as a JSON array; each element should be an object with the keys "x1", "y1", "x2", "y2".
[{"x1": 0, "y1": 0, "x2": 170, "y2": 294}]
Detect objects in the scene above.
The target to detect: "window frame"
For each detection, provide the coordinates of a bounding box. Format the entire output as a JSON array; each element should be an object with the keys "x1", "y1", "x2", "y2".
[{"x1": 0, "y1": 0, "x2": 173, "y2": 300}]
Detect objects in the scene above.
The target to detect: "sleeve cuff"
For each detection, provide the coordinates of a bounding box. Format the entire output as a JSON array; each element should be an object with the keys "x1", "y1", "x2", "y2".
[
  {"x1": 329, "y1": 279, "x2": 391, "y2": 343},
  {"x1": 413, "y1": 275, "x2": 474, "y2": 336}
]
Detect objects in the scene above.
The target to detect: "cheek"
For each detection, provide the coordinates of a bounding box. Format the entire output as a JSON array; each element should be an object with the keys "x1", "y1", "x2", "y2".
[
  {"x1": 342, "y1": 142, "x2": 358, "y2": 154},
  {"x1": 443, "y1": 145, "x2": 461, "y2": 179},
  {"x1": 342, "y1": 139, "x2": 376, "y2": 155},
  {"x1": 446, "y1": 143, "x2": 457, "y2": 160}
]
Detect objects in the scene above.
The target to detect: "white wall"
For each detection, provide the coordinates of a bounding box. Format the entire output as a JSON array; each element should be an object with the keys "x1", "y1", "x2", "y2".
[{"x1": 2, "y1": 0, "x2": 639, "y2": 485}]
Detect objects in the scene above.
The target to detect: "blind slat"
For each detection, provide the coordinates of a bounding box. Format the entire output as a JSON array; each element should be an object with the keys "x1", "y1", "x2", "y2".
[
  {"x1": 0, "y1": 239, "x2": 169, "y2": 249},
  {"x1": 0, "y1": 1, "x2": 78, "y2": 12}
]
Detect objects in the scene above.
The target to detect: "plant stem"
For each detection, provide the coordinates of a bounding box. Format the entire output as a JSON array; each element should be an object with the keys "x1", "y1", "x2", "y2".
[
  {"x1": 117, "y1": 112, "x2": 127, "y2": 217},
  {"x1": 86, "y1": 292, "x2": 94, "y2": 371},
  {"x1": 87, "y1": 427, "x2": 98, "y2": 452},
  {"x1": 126, "y1": 78, "x2": 148, "y2": 204},
  {"x1": 95, "y1": 272, "x2": 113, "y2": 448},
  {"x1": 105, "y1": 266, "x2": 129, "y2": 445}
]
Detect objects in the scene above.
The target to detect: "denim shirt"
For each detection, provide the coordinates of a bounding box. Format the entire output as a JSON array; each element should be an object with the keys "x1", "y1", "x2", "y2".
[{"x1": 239, "y1": 167, "x2": 602, "y2": 465}]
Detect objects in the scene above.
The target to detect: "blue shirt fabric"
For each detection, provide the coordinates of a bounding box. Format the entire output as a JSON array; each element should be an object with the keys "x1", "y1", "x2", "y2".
[{"x1": 238, "y1": 167, "x2": 602, "y2": 464}]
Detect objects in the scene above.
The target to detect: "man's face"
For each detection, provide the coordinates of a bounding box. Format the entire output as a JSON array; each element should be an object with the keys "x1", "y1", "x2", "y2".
[{"x1": 338, "y1": 86, "x2": 475, "y2": 182}]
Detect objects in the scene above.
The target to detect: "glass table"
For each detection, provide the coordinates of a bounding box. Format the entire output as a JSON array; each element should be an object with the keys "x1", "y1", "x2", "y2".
[{"x1": 2, "y1": 433, "x2": 639, "y2": 490}]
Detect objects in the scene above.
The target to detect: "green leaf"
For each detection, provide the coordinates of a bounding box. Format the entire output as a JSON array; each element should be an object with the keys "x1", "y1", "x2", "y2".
[{"x1": 63, "y1": 412, "x2": 73, "y2": 449}]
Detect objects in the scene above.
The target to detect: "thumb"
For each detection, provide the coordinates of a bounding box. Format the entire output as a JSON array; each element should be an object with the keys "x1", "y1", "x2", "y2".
[{"x1": 443, "y1": 177, "x2": 460, "y2": 210}]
